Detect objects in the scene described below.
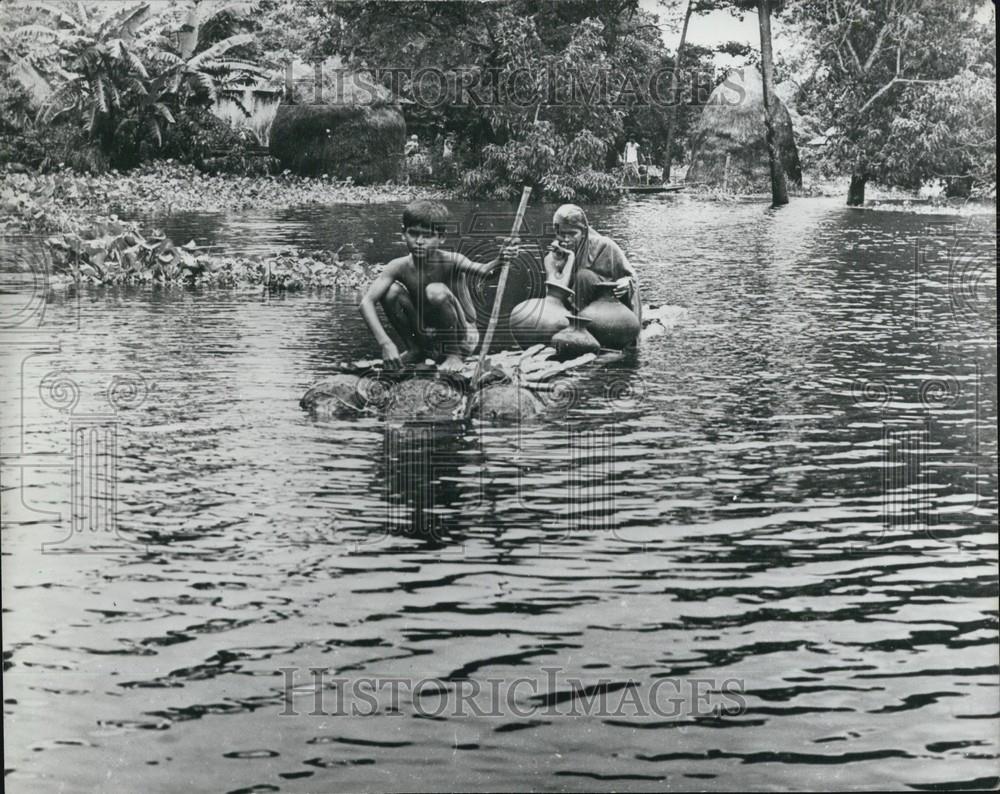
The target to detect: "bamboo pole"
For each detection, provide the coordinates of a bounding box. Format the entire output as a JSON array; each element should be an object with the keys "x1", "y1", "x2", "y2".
[{"x1": 464, "y1": 186, "x2": 532, "y2": 417}]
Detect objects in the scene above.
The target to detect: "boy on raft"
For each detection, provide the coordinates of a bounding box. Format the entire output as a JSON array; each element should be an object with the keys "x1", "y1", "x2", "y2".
[{"x1": 359, "y1": 200, "x2": 518, "y2": 373}]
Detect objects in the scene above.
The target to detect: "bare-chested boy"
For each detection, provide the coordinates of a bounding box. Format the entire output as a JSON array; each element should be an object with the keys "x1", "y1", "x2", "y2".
[{"x1": 359, "y1": 200, "x2": 516, "y2": 372}]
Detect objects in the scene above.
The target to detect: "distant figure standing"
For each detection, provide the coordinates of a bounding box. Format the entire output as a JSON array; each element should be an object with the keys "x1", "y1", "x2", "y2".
[
  {"x1": 623, "y1": 139, "x2": 640, "y2": 184},
  {"x1": 440, "y1": 133, "x2": 457, "y2": 181},
  {"x1": 404, "y1": 134, "x2": 430, "y2": 184}
]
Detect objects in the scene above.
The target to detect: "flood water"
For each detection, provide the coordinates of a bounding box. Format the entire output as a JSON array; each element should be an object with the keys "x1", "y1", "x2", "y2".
[{"x1": 2, "y1": 196, "x2": 997, "y2": 792}]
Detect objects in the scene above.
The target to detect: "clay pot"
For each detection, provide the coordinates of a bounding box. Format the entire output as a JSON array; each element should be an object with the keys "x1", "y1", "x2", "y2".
[
  {"x1": 579, "y1": 281, "x2": 640, "y2": 350},
  {"x1": 550, "y1": 315, "x2": 600, "y2": 360},
  {"x1": 508, "y1": 281, "x2": 573, "y2": 348}
]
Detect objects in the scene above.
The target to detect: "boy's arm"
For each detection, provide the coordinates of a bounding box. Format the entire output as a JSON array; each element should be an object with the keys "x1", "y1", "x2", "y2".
[
  {"x1": 454, "y1": 246, "x2": 516, "y2": 279},
  {"x1": 454, "y1": 252, "x2": 498, "y2": 279},
  {"x1": 358, "y1": 262, "x2": 403, "y2": 366}
]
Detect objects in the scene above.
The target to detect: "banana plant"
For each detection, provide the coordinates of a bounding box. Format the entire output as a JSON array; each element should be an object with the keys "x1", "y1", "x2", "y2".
[
  {"x1": 8, "y1": 2, "x2": 155, "y2": 148},
  {"x1": 146, "y1": 31, "x2": 265, "y2": 110},
  {"x1": 146, "y1": 0, "x2": 264, "y2": 106}
]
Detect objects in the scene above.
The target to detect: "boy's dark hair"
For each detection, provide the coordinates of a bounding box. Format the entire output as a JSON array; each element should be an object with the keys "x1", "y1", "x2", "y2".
[{"x1": 402, "y1": 200, "x2": 449, "y2": 234}]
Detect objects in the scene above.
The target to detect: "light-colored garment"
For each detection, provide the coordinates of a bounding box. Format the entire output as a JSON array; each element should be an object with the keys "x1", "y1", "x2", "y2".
[{"x1": 624, "y1": 142, "x2": 639, "y2": 164}]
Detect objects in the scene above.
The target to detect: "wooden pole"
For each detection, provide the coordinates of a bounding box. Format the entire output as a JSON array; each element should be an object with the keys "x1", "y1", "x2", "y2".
[
  {"x1": 758, "y1": 0, "x2": 789, "y2": 207},
  {"x1": 464, "y1": 186, "x2": 532, "y2": 416}
]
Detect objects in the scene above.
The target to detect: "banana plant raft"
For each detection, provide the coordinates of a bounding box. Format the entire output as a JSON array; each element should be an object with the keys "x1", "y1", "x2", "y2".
[{"x1": 300, "y1": 344, "x2": 628, "y2": 423}]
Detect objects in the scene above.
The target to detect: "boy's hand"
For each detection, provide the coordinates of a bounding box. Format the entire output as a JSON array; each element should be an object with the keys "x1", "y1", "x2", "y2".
[
  {"x1": 498, "y1": 239, "x2": 520, "y2": 266},
  {"x1": 380, "y1": 341, "x2": 402, "y2": 369},
  {"x1": 613, "y1": 276, "x2": 633, "y2": 299},
  {"x1": 439, "y1": 355, "x2": 464, "y2": 373}
]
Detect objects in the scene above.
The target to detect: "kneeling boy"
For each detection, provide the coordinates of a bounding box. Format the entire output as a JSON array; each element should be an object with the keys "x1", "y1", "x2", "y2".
[{"x1": 359, "y1": 200, "x2": 514, "y2": 372}]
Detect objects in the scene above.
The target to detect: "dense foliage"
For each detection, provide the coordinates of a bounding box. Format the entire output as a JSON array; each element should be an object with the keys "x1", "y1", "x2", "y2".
[
  {"x1": 304, "y1": 0, "x2": 679, "y2": 200},
  {"x1": 1, "y1": 0, "x2": 995, "y2": 203},
  {"x1": 1, "y1": 1, "x2": 267, "y2": 172},
  {"x1": 786, "y1": 0, "x2": 996, "y2": 202},
  {"x1": 2, "y1": 174, "x2": 379, "y2": 290}
]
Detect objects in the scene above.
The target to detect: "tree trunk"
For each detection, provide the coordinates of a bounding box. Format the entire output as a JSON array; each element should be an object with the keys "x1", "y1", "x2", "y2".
[
  {"x1": 847, "y1": 172, "x2": 867, "y2": 205},
  {"x1": 757, "y1": 0, "x2": 789, "y2": 207},
  {"x1": 178, "y1": 7, "x2": 199, "y2": 60},
  {"x1": 662, "y1": 0, "x2": 693, "y2": 182}
]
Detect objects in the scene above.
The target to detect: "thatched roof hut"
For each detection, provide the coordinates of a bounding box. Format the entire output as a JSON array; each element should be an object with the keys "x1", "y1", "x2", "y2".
[
  {"x1": 687, "y1": 67, "x2": 802, "y2": 191},
  {"x1": 269, "y1": 102, "x2": 406, "y2": 183}
]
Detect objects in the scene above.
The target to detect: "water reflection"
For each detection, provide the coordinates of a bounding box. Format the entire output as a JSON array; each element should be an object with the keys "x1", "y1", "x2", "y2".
[{"x1": 377, "y1": 422, "x2": 475, "y2": 547}]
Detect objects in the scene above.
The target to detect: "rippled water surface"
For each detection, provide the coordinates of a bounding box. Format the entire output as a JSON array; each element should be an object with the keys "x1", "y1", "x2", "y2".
[{"x1": 2, "y1": 196, "x2": 997, "y2": 792}]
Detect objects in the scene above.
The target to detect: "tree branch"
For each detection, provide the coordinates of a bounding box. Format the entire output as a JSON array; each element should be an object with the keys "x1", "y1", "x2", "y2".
[
  {"x1": 857, "y1": 76, "x2": 951, "y2": 116},
  {"x1": 862, "y1": 6, "x2": 895, "y2": 73},
  {"x1": 843, "y1": 34, "x2": 864, "y2": 76}
]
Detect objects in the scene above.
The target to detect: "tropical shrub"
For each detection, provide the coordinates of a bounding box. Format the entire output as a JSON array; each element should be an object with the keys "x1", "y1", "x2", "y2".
[
  {"x1": 7, "y1": 3, "x2": 165, "y2": 166},
  {"x1": 159, "y1": 106, "x2": 276, "y2": 175},
  {"x1": 461, "y1": 122, "x2": 620, "y2": 201}
]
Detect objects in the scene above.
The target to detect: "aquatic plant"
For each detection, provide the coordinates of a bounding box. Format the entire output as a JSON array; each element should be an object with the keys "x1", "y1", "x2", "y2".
[
  {"x1": 0, "y1": 163, "x2": 450, "y2": 232},
  {"x1": 40, "y1": 221, "x2": 378, "y2": 290}
]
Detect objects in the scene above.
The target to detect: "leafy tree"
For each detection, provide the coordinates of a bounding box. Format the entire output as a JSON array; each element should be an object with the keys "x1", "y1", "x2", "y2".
[
  {"x1": 254, "y1": 0, "x2": 332, "y2": 65},
  {"x1": 787, "y1": 0, "x2": 995, "y2": 203},
  {"x1": 298, "y1": 0, "x2": 676, "y2": 198}
]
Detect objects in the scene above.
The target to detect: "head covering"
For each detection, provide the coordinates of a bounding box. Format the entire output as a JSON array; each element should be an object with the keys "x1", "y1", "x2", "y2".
[{"x1": 553, "y1": 204, "x2": 588, "y2": 231}]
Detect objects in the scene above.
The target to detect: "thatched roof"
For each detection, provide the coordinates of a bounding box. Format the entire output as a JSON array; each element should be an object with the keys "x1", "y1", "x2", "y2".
[
  {"x1": 269, "y1": 102, "x2": 406, "y2": 182},
  {"x1": 776, "y1": 79, "x2": 825, "y2": 145},
  {"x1": 687, "y1": 67, "x2": 802, "y2": 190}
]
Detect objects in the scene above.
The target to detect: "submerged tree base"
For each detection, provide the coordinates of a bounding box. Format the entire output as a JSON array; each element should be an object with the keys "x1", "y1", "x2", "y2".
[{"x1": 847, "y1": 173, "x2": 868, "y2": 206}]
